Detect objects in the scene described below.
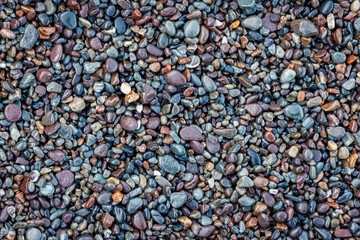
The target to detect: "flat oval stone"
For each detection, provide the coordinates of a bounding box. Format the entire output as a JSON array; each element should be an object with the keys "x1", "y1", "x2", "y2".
[
  {"x1": 50, "y1": 43, "x2": 63, "y2": 63},
  {"x1": 97, "y1": 191, "x2": 112, "y2": 205},
  {"x1": 20, "y1": 24, "x2": 39, "y2": 49},
  {"x1": 184, "y1": 20, "x2": 200, "y2": 38},
  {"x1": 146, "y1": 44, "x2": 163, "y2": 57},
  {"x1": 242, "y1": 16, "x2": 262, "y2": 30},
  {"x1": 48, "y1": 150, "x2": 65, "y2": 162},
  {"x1": 179, "y1": 126, "x2": 203, "y2": 141},
  {"x1": 159, "y1": 155, "x2": 180, "y2": 174},
  {"x1": 105, "y1": 58, "x2": 118, "y2": 73},
  {"x1": 121, "y1": 116, "x2": 138, "y2": 131},
  {"x1": 4, "y1": 104, "x2": 21, "y2": 122},
  {"x1": 114, "y1": 17, "x2": 126, "y2": 34},
  {"x1": 60, "y1": 11, "x2": 77, "y2": 29},
  {"x1": 69, "y1": 97, "x2": 86, "y2": 112},
  {"x1": 55, "y1": 170, "x2": 74, "y2": 187},
  {"x1": 165, "y1": 70, "x2": 187, "y2": 86}
]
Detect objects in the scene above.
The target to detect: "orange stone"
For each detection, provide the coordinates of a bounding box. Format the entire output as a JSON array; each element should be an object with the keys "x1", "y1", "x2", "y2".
[
  {"x1": 297, "y1": 91, "x2": 305, "y2": 102},
  {"x1": 327, "y1": 88, "x2": 340, "y2": 94},
  {"x1": 178, "y1": 216, "x2": 192, "y2": 228},
  {"x1": 111, "y1": 191, "x2": 123, "y2": 203},
  {"x1": 349, "y1": 153, "x2": 358, "y2": 168},
  {"x1": 231, "y1": 20, "x2": 240, "y2": 29},
  {"x1": 347, "y1": 55, "x2": 357, "y2": 64},
  {"x1": 39, "y1": 27, "x2": 56, "y2": 36},
  {"x1": 246, "y1": 217, "x2": 257, "y2": 228},
  {"x1": 254, "y1": 202, "x2": 268, "y2": 214},
  {"x1": 125, "y1": 90, "x2": 140, "y2": 103},
  {"x1": 321, "y1": 100, "x2": 341, "y2": 112}
]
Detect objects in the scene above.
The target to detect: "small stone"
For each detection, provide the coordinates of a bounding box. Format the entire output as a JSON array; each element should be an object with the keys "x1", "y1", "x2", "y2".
[
  {"x1": 127, "y1": 197, "x2": 143, "y2": 214},
  {"x1": 46, "y1": 82, "x2": 62, "y2": 93},
  {"x1": 237, "y1": 0, "x2": 255, "y2": 9},
  {"x1": 48, "y1": 150, "x2": 65, "y2": 162},
  {"x1": 36, "y1": 69, "x2": 52, "y2": 83},
  {"x1": 319, "y1": 0, "x2": 334, "y2": 15},
  {"x1": 327, "y1": 127, "x2": 345, "y2": 138},
  {"x1": 50, "y1": 43, "x2": 63, "y2": 63},
  {"x1": 115, "y1": 17, "x2": 126, "y2": 34},
  {"x1": 184, "y1": 20, "x2": 200, "y2": 38},
  {"x1": 94, "y1": 144, "x2": 108, "y2": 157},
  {"x1": 290, "y1": 19, "x2": 319, "y2": 37},
  {"x1": 242, "y1": 16, "x2": 262, "y2": 30},
  {"x1": 26, "y1": 228, "x2": 41, "y2": 240},
  {"x1": 244, "y1": 103, "x2": 263, "y2": 116},
  {"x1": 121, "y1": 116, "x2": 138, "y2": 131},
  {"x1": 165, "y1": 70, "x2": 187, "y2": 86},
  {"x1": 284, "y1": 104, "x2": 304, "y2": 120},
  {"x1": 179, "y1": 126, "x2": 203, "y2": 141},
  {"x1": 159, "y1": 155, "x2": 180, "y2": 174},
  {"x1": 132, "y1": 212, "x2": 146, "y2": 230},
  {"x1": 202, "y1": 75, "x2": 217, "y2": 92},
  {"x1": 60, "y1": 11, "x2": 77, "y2": 29},
  {"x1": 238, "y1": 196, "x2": 256, "y2": 207},
  {"x1": 332, "y1": 52, "x2": 346, "y2": 64},
  {"x1": 170, "y1": 192, "x2": 187, "y2": 208},
  {"x1": 334, "y1": 229, "x2": 352, "y2": 238},
  {"x1": 55, "y1": 170, "x2": 74, "y2": 188},
  {"x1": 288, "y1": 146, "x2": 299, "y2": 158},
  {"x1": 102, "y1": 212, "x2": 115, "y2": 229},
  {"x1": 141, "y1": 84, "x2": 156, "y2": 104},
  {"x1": 4, "y1": 104, "x2": 21, "y2": 122},
  {"x1": 20, "y1": 24, "x2": 39, "y2": 49},
  {"x1": 19, "y1": 73, "x2": 35, "y2": 89},
  {"x1": 69, "y1": 97, "x2": 86, "y2": 112},
  {"x1": 120, "y1": 82, "x2": 131, "y2": 95},
  {"x1": 280, "y1": 69, "x2": 296, "y2": 83},
  {"x1": 237, "y1": 176, "x2": 254, "y2": 187}
]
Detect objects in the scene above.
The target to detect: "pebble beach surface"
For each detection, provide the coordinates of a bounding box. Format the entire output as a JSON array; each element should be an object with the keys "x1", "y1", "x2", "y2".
[{"x1": 0, "y1": 0, "x2": 360, "y2": 239}]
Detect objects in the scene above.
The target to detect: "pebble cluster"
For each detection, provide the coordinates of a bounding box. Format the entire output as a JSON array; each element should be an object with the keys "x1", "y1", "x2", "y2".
[{"x1": 1, "y1": 0, "x2": 360, "y2": 239}]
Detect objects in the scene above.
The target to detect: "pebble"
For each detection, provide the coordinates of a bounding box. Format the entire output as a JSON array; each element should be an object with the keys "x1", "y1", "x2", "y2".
[
  {"x1": 165, "y1": 70, "x2": 187, "y2": 86},
  {"x1": 4, "y1": 104, "x2": 21, "y2": 122},
  {"x1": 55, "y1": 170, "x2": 74, "y2": 187},
  {"x1": 242, "y1": 16, "x2": 263, "y2": 30},
  {"x1": 59, "y1": 11, "x2": 77, "y2": 29},
  {"x1": 280, "y1": 69, "x2": 296, "y2": 83},
  {"x1": 20, "y1": 24, "x2": 39, "y2": 49}
]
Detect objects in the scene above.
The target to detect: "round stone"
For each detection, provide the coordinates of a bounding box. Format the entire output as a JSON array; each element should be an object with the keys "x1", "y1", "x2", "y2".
[
  {"x1": 4, "y1": 104, "x2": 22, "y2": 122},
  {"x1": 36, "y1": 68, "x2": 52, "y2": 83},
  {"x1": 121, "y1": 116, "x2": 138, "y2": 131}
]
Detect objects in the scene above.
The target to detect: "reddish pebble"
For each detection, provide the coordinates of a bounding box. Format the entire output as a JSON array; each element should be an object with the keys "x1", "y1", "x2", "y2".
[{"x1": 4, "y1": 104, "x2": 22, "y2": 122}]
